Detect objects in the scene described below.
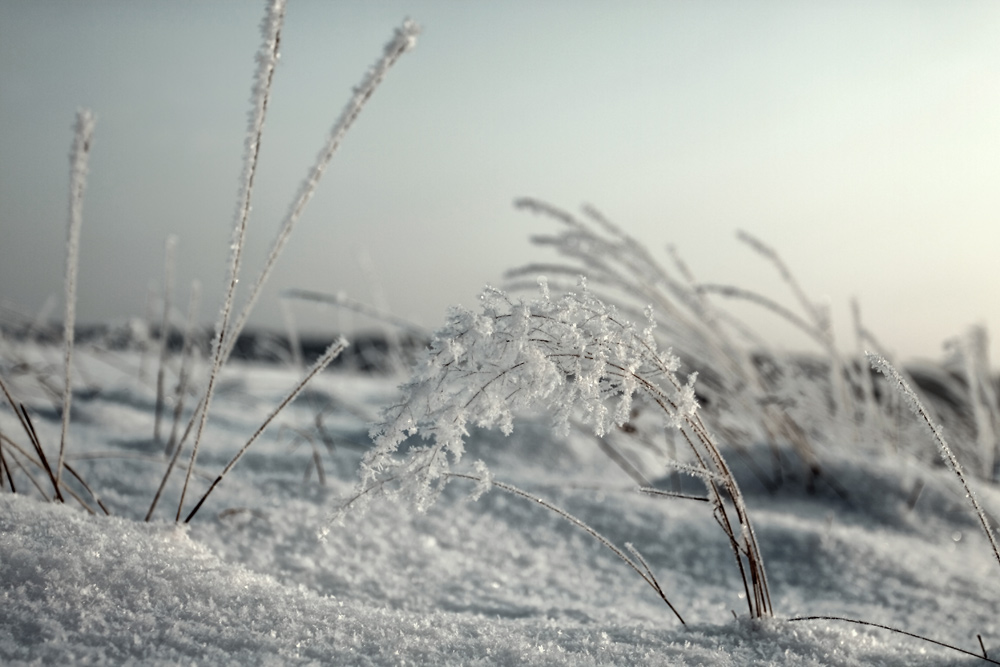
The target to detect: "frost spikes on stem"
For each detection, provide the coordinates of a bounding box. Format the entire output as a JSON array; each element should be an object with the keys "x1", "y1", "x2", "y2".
[
  {"x1": 184, "y1": 337, "x2": 348, "y2": 523},
  {"x1": 56, "y1": 108, "x2": 96, "y2": 495},
  {"x1": 868, "y1": 351, "x2": 1000, "y2": 575},
  {"x1": 223, "y1": 19, "x2": 420, "y2": 362},
  {"x1": 177, "y1": 0, "x2": 285, "y2": 521}
]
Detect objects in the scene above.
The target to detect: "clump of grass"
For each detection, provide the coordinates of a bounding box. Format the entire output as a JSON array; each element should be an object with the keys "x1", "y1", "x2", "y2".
[
  {"x1": 502, "y1": 200, "x2": 1000, "y2": 657},
  {"x1": 506, "y1": 199, "x2": 827, "y2": 487},
  {"x1": 506, "y1": 199, "x2": 999, "y2": 491},
  {"x1": 339, "y1": 283, "x2": 771, "y2": 620},
  {"x1": 335, "y1": 196, "x2": 1000, "y2": 663},
  {"x1": 136, "y1": 4, "x2": 416, "y2": 522},
  {"x1": 1, "y1": 1, "x2": 419, "y2": 525}
]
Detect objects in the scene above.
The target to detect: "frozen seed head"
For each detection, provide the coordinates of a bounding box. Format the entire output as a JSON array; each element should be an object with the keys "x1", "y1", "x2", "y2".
[{"x1": 395, "y1": 18, "x2": 421, "y2": 51}]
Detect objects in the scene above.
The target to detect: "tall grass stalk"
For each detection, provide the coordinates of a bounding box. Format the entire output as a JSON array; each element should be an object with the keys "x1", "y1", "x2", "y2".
[
  {"x1": 176, "y1": 0, "x2": 286, "y2": 521},
  {"x1": 183, "y1": 337, "x2": 347, "y2": 523},
  {"x1": 222, "y1": 19, "x2": 420, "y2": 365},
  {"x1": 280, "y1": 297, "x2": 303, "y2": 371},
  {"x1": 153, "y1": 235, "x2": 177, "y2": 445},
  {"x1": 868, "y1": 351, "x2": 1000, "y2": 573},
  {"x1": 850, "y1": 298, "x2": 881, "y2": 438},
  {"x1": 56, "y1": 109, "x2": 95, "y2": 494},
  {"x1": 957, "y1": 326, "x2": 999, "y2": 479},
  {"x1": 165, "y1": 280, "x2": 200, "y2": 457}
]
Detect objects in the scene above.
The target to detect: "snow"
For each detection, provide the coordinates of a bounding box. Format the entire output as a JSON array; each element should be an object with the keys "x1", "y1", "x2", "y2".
[{"x1": 2, "y1": 344, "x2": 1000, "y2": 665}]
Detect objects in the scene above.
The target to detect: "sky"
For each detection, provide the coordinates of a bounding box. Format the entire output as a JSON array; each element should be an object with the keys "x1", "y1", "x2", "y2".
[{"x1": 2, "y1": 1, "x2": 1000, "y2": 364}]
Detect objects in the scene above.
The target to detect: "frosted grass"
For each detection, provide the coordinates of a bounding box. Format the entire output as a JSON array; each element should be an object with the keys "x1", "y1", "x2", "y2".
[{"x1": 55, "y1": 109, "x2": 96, "y2": 494}]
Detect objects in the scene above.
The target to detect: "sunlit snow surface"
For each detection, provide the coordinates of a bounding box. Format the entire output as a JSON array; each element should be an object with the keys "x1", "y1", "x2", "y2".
[{"x1": 2, "y1": 345, "x2": 999, "y2": 665}]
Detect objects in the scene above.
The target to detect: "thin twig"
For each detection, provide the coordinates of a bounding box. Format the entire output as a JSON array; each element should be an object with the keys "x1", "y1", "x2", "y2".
[
  {"x1": 183, "y1": 338, "x2": 347, "y2": 523},
  {"x1": 789, "y1": 616, "x2": 1000, "y2": 665}
]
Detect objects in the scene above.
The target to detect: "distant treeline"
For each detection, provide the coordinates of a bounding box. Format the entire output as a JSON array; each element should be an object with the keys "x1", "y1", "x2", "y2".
[
  {"x1": 0, "y1": 321, "x2": 429, "y2": 374},
  {"x1": 2, "y1": 322, "x2": 993, "y2": 423}
]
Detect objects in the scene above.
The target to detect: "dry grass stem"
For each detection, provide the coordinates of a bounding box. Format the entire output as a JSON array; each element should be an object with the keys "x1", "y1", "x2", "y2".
[
  {"x1": 177, "y1": 0, "x2": 286, "y2": 521},
  {"x1": 869, "y1": 352, "x2": 1000, "y2": 574},
  {"x1": 448, "y1": 472, "x2": 687, "y2": 625},
  {"x1": 153, "y1": 235, "x2": 177, "y2": 445},
  {"x1": 223, "y1": 19, "x2": 420, "y2": 364},
  {"x1": 183, "y1": 337, "x2": 347, "y2": 523}
]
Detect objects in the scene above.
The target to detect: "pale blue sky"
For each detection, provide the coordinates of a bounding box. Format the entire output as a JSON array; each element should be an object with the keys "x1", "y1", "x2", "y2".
[{"x1": 2, "y1": 1, "x2": 999, "y2": 362}]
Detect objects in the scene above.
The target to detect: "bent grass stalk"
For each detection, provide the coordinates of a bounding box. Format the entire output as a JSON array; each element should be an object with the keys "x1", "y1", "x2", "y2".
[
  {"x1": 355, "y1": 286, "x2": 772, "y2": 619},
  {"x1": 447, "y1": 471, "x2": 687, "y2": 625}
]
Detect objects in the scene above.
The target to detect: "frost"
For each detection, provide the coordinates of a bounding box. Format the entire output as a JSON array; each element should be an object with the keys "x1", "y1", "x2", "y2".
[
  {"x1": 350, "y1": 284, "x2": 700, "y2": 513},
  {"x1": 469, "y1": 460, "x2": 493, "y2": 501}
]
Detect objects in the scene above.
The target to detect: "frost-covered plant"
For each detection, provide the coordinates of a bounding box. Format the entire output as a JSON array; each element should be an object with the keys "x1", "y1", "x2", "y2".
[
  {"x1": 868, "y1": 351, "x2": 1000, "y2": 573},
  {"x1": 946, "y1": 326, "x2": 1000, "y2": 480},
  {"x1": 506, "y1": 198, "x2": 1000, "y2": 489},
  {"x1": 166, "y1": 4, "x2": 418, "y2": 521},
  {"x1": 347, "y1": 282, "x2": 772, "y2": 619},
  {"x1": 506, "y1": 199, "x2": 834, "y2": 486},
  {"x1": 175, "y1": 0, "x2": 288, "y2": 521},
  {"x1": 56, "y1": 109, "x2": 96, "y2": 494},
  {"x1": 0, "y1": 2, "x2": 418, "y2": 523}
]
